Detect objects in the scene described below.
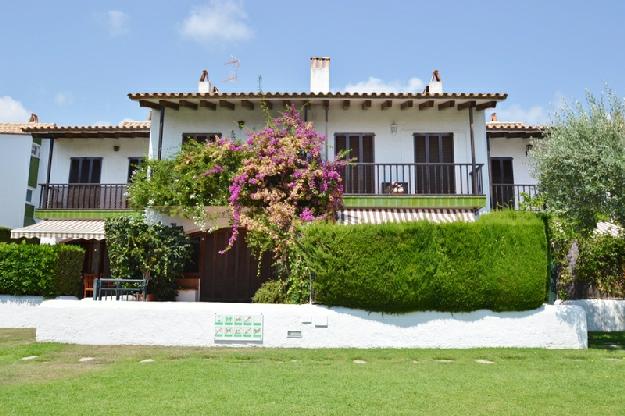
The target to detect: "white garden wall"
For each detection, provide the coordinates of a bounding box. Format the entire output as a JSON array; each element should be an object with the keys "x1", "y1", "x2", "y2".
[
  {"x1": 563, "y1": 299, "x2": 625, "y2": 331},
  {"x1": 0, "y1": 296, "x2": 43, "y2": 328},
  {"x1": 35, "y1": 300, "x2": 588, "y2": 349}
]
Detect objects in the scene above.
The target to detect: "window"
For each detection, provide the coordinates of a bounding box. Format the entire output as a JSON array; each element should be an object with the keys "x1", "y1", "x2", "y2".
[
  {"x1": 25, "y1": 189, "x2": 33, "y2": 203},
  {"x1": 127, "y1": 157, "x2": 145, "y2": 182},
  {"x1": 69, "y1": 158, "x2": 102, "y2": 183},
  {"x1": 182, "y1": 132, "x2": 222, "y2": 145},
  {"x1": 31, "y1": 143, "x2": 41, "y2": 158}
]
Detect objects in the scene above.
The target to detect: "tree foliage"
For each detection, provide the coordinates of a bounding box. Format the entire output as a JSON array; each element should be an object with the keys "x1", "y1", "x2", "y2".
[
  {"x1": 105, "y1": 217, "x2": 191, "y2": 300},
  {"x1": 128, "y1": 139, "x2": 247, "y2": 229},
  {"x1": 531, "y1": 89, "x2": 625, "y2": 234}
]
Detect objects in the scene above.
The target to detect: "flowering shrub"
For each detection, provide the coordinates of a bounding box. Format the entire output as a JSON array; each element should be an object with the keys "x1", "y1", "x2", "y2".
[
  {"x1": 227, "y1": 106, "x2": 345, "y2": 270},
  {"x1": 128, "y1": 139, "x2": 248, "y2": 229}
]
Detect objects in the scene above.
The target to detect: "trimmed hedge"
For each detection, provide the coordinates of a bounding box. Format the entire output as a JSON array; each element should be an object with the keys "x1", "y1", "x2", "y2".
[
  {"x1": 0, "y1": 243, "x2": 85, "y2": 297},
  {"x1": 296, "y1": 211, "x2": 547, "y2": 313}
]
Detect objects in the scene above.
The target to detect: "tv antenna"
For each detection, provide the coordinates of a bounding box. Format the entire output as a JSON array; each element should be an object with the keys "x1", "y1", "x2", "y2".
[{"x1": 223, "y1": 55, "x2": 240, "y2": 83}]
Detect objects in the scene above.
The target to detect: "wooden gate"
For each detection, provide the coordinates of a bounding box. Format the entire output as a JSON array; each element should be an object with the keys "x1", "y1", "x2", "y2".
[{"x1": 198, "y1": 228, "x2": 273, "y2": 302}]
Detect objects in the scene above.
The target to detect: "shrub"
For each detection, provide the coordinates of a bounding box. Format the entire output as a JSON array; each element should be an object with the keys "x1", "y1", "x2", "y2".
[
  {"x1": 575, "y1": 232, "x2": 625, "y2": 298},
  {"x1": 0, "y1": 243, "x2": 84, "y2": 297},
  {"x1": 105, "y1": 217, "x2": 191, "y2": 301},
  {"x1": 252, "y1": 280, "x2": 287, "y2": 304},
  {"x1": 295, "y1": 211, "x2": 547, "y2": 313}
]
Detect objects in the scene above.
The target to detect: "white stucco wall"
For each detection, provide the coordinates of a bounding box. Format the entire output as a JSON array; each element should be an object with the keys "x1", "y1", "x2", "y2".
[
  {"x1": 49, "y1": 137, "x2": 149, "y2": 184},
  {"x1": 0, "y1": 296, "x2": 44, "y2": 328},
  {"x1": 563, "y1": 299, "x2": 625, "y2": 331},
  {"x1": 150, "y1": 104, "x2": 491, "y2": 202},
  {"x1": 35, "y1": 300, "x2": 587, "y2": 349},
  {"x1": 489, "y1": 137, "x2": 538, "y2": 185},
  {"x1": 0, "y1": 134, "x2": 32, "y2": 228}
]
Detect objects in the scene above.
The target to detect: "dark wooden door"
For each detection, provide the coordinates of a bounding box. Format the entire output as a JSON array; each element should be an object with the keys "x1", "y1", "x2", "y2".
[
  {"x1": 414, "y1": 134, "x2": 455, "y2": 194},
  {"x1": 67, "y1": 158, "x2": 102, "y2": 208},
  {"x1": 490, "y1": 157, "x2": 515, "y2": 208},
  {"x1": 199, "y1": 228, "x2": 273, "y2": 302},
  {"x1": 335, "y1": 134, "x2": 375, "y2": 193}
]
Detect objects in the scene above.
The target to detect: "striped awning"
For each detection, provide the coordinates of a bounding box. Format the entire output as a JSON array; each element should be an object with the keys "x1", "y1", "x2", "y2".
[
  {"x1": 336, "y1": 209, "x2": 477, "y2": 225},
  {"x1": 11, "y1": 220, "x2": 105, "y2": 240}
]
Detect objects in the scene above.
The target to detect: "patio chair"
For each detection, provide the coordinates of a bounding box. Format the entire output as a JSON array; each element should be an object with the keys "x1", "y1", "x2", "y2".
[{"x1": 82, "y1": 273, "x2": 99, "y2": 299}]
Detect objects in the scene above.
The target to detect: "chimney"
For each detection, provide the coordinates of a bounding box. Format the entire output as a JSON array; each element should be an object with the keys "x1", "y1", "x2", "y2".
[
  {"x1": 198, "y1": 69, "x2": 215, "y2": 93},
  {"x1": 28, "y1": 113, "x2": 39, "y2": 123},
  {"x1": 490, "y1": 113, "x2": 497, "y2": 122},
  {"x1": 310, "y1": 57, "x2": 330, "y2": 93},
  {"x1": 427, "y1": 70, "x2": 443, "y2": 94}
]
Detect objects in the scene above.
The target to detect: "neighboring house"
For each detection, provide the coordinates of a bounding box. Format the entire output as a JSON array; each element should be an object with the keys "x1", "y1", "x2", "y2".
[
  {"x1": 125, "y1": 57, "x2": 512, "y2": 301},
  {"x1": 486, "y1": 113, "x2": 544, "y2": 209},
  {"x1": 0, "y1": 114, "x2": 53, "y2": 228},
  {"x1": 11, "y1": 121, "x2": 150, "y2": 278}
]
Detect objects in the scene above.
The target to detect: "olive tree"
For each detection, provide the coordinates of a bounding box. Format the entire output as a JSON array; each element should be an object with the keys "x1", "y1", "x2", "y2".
[{"x1": 531, "y1": 90, "x2": 625, "y2": 234}]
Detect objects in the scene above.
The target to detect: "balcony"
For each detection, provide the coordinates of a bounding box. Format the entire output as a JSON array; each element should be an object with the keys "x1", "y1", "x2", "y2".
[
  {"x1": 491, "y1": 184, "x2": 538, "y2": 210},
  {"x1": 341, "y1": 163, "x2": 485, "y2": 209},
  {"x1": 39, "y1": 184, "x2": 129, "y2": 211}
]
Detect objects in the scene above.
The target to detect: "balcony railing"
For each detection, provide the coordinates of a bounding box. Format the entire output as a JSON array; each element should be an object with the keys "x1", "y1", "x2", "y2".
[
  {"x1": 491, "y1": 184, "x2": 538, "y2": 210},
  {"x1": 341, "y1": 163, "x2": 484, "y2": 195},
  {"x1": 39, "y1": 184, "x2": 129, "y2": 210}
]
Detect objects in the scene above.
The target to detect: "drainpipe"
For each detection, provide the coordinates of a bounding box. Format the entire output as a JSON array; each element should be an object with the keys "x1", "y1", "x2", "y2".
[
  {"x1": 324, "y1": 104, "x2": 329, "y2": 160},
  {"x1": 468, "y1": 106, "x2": 477, "y2": 195},
  {"x1": 157, "y1": 106, "x2": 165, "y2": 160},
  {"x1": 486, "y1": 132, "x2": 493, "y2": 210}
]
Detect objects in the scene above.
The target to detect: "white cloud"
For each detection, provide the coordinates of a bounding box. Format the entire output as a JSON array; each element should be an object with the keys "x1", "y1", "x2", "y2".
[
  {"x1": 180, "y1": 0, "x2": 252, "y2": 44},
  {"x1": 54, "y1": 92, "x2": 73, "y2": 106},
  {"x1": 343, "y1": 77, "x2": 425, "y2": 93},
  {"x1": 107, "y1": 10, "x2": 129, "y2": 36},
  {"x1": 0, "y1": 96, "x2": 30, "y2": 122}
]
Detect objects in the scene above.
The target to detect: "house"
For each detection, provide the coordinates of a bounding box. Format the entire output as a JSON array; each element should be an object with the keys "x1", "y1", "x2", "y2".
[
  {"x1": 487, "y1": 113, "x2": 543, "y2": 209},
  {"x1": 0, "y1": 114, "x2": 52, "y2": 229},
  {"x1": 10, "y1": 121, "x2": 150, "y2": 278},
  {"x1": 125, "y1": 57, "x2": 515, "y2": 301}
]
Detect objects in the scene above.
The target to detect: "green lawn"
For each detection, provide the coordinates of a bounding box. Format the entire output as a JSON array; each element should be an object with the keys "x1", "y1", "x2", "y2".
[{"x1": 1, "y1": 329, "x2": 624, "y2": 415}]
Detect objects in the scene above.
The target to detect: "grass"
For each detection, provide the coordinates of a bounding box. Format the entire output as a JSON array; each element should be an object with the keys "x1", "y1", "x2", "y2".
[{"x1": 0, "y1": 329, "x2": 624, "y2": 415}]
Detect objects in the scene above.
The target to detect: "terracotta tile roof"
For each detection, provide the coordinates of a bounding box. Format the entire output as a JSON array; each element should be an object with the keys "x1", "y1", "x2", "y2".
[
  {"x1": 0, "y1": 122, "x2": 54, "y2": 135},
  {"x1": 486, "y1": 121, "x2": 545, "y2": 138},
  {"x1": 23, "y1": 120, "x2": 151, "y2": 139},
  {"x1": 128, "y1": 91, "x2": 508, "y2": 101}
]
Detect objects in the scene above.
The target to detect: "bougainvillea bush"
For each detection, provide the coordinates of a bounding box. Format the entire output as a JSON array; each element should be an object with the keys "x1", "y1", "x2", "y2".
[
  {"x1": 227, "y1": 107, "x2": 345, "y2": 280},
  {"x1": 129, "y1": 139, "x2": 248, "y2": 229}
]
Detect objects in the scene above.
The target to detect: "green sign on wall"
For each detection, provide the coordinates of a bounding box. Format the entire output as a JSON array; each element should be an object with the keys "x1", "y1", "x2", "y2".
[{"x1": 215, "y1": 314, "x2": 263, "y2": 341}]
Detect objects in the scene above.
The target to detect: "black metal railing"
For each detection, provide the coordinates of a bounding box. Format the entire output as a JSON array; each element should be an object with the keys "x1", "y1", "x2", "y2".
[
  {"x1": 93, "y1": 278, "x2": 148, "y2": 301},
  {"x1": 39, "y1": 183, "x2": 129, "y2": 209},
  {"x1": 341, "y1": 163, "x2": 484, "y2": 195},
  {"x1": 491, "y1": 184, "x2": 538, "y2": 210}
]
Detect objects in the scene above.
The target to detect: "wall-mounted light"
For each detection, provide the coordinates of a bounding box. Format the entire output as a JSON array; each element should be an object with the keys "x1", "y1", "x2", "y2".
[
  {"x1": 390, "y1": 121, "x2": 398, "y2": 135},
  {"x1": 113, "y1": 145, "x2": 120, "y2": 152},
  {"x1": 237, "y1": 120, "x2": 245, "y2": 129},
  {"x1": 525, "y1": 144, "x2": 533, "y2": 156}
]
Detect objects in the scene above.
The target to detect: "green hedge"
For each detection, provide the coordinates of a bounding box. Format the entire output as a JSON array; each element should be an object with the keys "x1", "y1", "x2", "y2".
[
  {"x1": 296, "y1": 211, "x2": 548, "y2": 313},
  {"x1": 0, "y1": 228, "x2": 10, "y2": 243},
  {"x1": 0, "y1": 243, "x2": 85, "y2": 297}
]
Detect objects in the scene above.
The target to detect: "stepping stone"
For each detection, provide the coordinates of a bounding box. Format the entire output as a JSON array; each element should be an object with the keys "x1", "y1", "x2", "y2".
[
  {"x1": 475, "y1": 359, "x2": 495, "y2": 364},
  {"x1": 412, "y1": 360, "x2": 419, "y2": 364},
  {"x1": 79, "y1": 357, "x2": 95, "y2": 362},
  {"x1": 353, "y1": 359, "x2": 367, "y2": 364},
  {"x1": 139, "y1": 359, "x2": 155, "y2": 364},
  {"x1": 434, "y1": 359, "x2": 454, "y2": 363},
  {"x1": 21, "y1": 356, "x2": 38, "y2": 361}
]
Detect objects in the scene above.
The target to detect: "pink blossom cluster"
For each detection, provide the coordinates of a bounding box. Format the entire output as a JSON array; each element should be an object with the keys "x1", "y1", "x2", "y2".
[{"x1": 225, "y1": 106, "x2": 345, "y2": 257}]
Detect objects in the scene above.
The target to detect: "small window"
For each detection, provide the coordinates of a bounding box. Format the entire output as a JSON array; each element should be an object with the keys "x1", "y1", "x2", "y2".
[
  {"x1": 31, "y1": 143, "x2": 41, "y2": 158},
  {"x1": 182, "y1": 132, "x2": 222, "y2": 145},
  {"x1": 127, "y1": 157, "x2": 145, "y2": 182},
  {"x1": 25, "y1": 189, "x2": 33, "y2": 203}
]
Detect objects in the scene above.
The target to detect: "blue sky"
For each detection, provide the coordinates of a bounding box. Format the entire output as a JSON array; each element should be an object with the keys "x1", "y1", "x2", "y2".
[{"x1": 1, "y1": 0, "x2": 623, "y2": 126}]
